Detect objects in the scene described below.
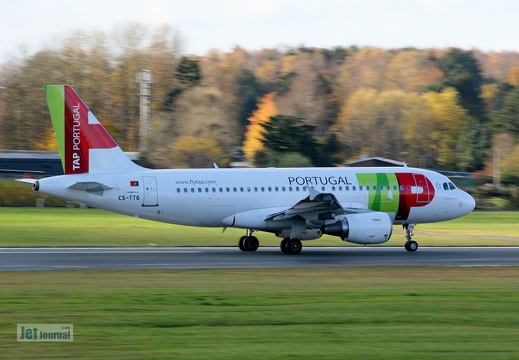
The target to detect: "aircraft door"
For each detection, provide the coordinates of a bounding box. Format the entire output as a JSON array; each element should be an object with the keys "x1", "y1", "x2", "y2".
[
  {"x1": 142, "y1": 176, "x2": 158, "y2": 206},
  {"x1": 412, "y1": 174, "x2": 431, "y2": 203}
]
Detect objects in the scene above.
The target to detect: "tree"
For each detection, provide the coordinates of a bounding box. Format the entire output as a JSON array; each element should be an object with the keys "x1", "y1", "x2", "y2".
[
  {"x1": 404, "y1": 88, "x2": 472, "y2": 168},
  {"x1": 506, "y1": 66, "x2": 519, "y2": 86},
  {"x1": 277, "y1": 152, "x2": 313, "y2": 167},
  {"x1": 171, "y1": 135, "x2": 225, "y2": 168},
  {"x1": 275, "y1": 50, "x2": 330, "y2": 134},
  {"x1": 175, "y1": 56, "x2": 201, "y2": 86},
  {"x1": 437, "y1": 48, "x2": 485, "y2": 119},
  {"x1": 383, "y1": 49, "x2": 443, "y2": 92},
  {"x1": 491, "y1": 86, "x2": 519, "y2": 138},
  {"x1": 501, "y1": 144, "x2": 519, "y2": 183},
  {"x1": 242, "y1": 92, "x2": 278, "y2": 162},
  {"x1": 236, "y1": 68, "x2": 263, "y2": 128},
  {"x1": 262, "y1": 115, "x2": 318, "y2": 166},
  {"x1": 335, "y1": 88, "x2": 416, "y2": 159},
  {"x1": 335, "y1": 47, "x2": 391, "y2": 99},
  {"x1": 457, "y1": 124, "x2": 491, "y2": 171}
]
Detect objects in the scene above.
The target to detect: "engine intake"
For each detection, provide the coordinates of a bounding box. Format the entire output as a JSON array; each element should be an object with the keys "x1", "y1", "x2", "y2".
[{"x1": 322, "y1": 212, "x2": 393, "y2": 244}]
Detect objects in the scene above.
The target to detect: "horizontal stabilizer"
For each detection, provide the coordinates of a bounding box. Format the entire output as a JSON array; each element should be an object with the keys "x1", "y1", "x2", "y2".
[
  {"x1": 15, "y1": 178, "x2": 37, "y2": 185},
  {"x1": 68, "y1": 181, "x2": 113, "y2": 195}
]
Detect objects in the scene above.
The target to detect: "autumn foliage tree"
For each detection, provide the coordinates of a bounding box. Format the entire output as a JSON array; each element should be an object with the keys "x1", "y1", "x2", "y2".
[
  {"x1": 2, "y1": 27, "x2": 519, "y2": 173},
  {"x1": 242, "y1": 92, "x2": 278, "y2": 163}
]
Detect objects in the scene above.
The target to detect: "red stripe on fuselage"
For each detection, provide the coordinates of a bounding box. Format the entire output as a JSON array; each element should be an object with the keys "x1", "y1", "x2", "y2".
[{"x1": 395, "y1": 173, "x2": 435, "y2": 221}]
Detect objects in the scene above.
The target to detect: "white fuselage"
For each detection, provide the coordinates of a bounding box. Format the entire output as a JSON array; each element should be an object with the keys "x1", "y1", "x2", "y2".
[{"x1": 36, "y1": 166, "x2": 475, "y2": 231}]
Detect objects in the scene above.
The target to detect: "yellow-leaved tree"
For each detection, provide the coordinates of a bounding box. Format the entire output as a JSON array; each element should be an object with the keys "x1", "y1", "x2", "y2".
[
  {"x1": 404, "y1": 87, "x2": 472, "y2": 167},
  {"x1": 33, "y1": 130, "x2": 58, "y2": 151},
  {"x1": 506, "y1": 66, "x2": 519, "y2": 86},
  {"x1": 242, "y1": 92, "x2": 278, "y2": 163}
]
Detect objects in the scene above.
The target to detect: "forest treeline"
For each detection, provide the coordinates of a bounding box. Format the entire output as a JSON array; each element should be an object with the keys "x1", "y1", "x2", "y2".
[{"x1": 1, "y1": 24, "x2": 519, "y2": 181}]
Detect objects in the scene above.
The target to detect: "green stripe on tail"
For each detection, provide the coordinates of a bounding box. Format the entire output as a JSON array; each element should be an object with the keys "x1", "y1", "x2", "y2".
[{"x1": 44, "y1": 85, "x2": 65, "y2": 171}]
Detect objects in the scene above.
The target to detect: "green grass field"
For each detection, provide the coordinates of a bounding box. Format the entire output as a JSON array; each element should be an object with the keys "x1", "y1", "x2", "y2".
[
  {"x1": 1, "y1": 268, "x2": 519, "y2": 359},
  {"x1": 0, "y1": 207, "x2": 518, "y2": 247},
  {"x1": 1, "y1": 209, "x2": 519, "y2": 359}
]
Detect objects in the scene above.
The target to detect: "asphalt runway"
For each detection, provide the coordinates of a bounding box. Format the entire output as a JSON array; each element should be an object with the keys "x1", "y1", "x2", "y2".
[{"x1": 0, "y1": 246, "x2": 518, "y2": 271}]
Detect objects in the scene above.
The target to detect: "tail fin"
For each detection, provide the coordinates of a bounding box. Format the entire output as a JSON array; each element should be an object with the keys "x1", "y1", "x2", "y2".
[{"x1": 44, "y1": 85, "x2": 144, "y2": 174}]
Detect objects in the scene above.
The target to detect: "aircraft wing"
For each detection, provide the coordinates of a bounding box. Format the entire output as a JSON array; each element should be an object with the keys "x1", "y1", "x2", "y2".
[
  {"x1": 265, "y1": 187, "x2": 373, "y2": 223},
  {"x1": 266, "y1": 188, "x2": 345, "y2": 222}
]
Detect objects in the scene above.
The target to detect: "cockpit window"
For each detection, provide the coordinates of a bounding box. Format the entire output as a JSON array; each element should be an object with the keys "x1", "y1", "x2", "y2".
[{"x1": 443, "y1": 182, "x2": 457, "y2": 190}]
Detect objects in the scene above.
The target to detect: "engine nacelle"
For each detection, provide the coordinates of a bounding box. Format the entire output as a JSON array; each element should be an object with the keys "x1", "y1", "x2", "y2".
[{"x1": 322, "y1": 212, "x2": 393, "y2": 244}]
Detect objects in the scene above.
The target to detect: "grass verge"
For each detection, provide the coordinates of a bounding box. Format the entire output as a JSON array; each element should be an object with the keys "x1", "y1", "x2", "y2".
[
  {"x1": 1, "y1": 267, "x2": 518, "y2": 359},
  {"x1": 1, "y1": 207, "x2": 518, "y2": 247}
]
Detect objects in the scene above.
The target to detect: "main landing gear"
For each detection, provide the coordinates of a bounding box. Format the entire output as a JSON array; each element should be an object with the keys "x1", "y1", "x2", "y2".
[
  {"x1": 237, "y1": 230, "x2": 303, "y2": 254},
  {"x1": 403, "y1": 224, "x2": 418, "y2": 252},
  {"x1": 280, "y1": 238, "x2": 302, "y2": 255}
]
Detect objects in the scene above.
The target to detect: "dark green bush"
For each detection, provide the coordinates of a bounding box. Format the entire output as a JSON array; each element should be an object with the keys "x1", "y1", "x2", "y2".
[{"x1": 0, "y1": 180, "x2": 69, "y2": 207}]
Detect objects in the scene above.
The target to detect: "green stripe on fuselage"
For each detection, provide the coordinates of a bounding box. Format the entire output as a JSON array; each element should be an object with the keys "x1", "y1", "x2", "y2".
[
  {"x1": 44, "y1": 85, "x2": 65, "y2": 171},
  {"x1": 356, "y1": 173, "x2": 400, "y2": 213}
]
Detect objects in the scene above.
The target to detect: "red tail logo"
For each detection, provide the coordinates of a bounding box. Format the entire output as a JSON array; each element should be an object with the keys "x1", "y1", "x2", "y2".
[{"x1": 64, "y1": 87, "x2": 117, "y2": 174}]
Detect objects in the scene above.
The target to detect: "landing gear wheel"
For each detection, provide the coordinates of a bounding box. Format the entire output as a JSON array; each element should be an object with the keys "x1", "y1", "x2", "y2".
[
  {"x1": 243, "y1": 236, "x2": 259, "y2": 252},
  {"x1": 405, "y1": 240, "x2": 418, "y2": 252},
  {"x1": 280, "y1": 238, "x2": 290, "y2": 253},
  {"x1": 239, "y1": 236, "x2": 259, "y2": 252},
  {"x1": 280, "y1": 238, "x2": 302, "y2": 255},
  {"x1": 238, "y1": 236, "x2": 247, "y2": 251}
]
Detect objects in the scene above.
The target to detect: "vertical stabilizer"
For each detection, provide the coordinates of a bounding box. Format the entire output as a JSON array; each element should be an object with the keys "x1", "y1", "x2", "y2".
[{"x1": 44, "y1": 85, "x2": 144, "y2": 174}]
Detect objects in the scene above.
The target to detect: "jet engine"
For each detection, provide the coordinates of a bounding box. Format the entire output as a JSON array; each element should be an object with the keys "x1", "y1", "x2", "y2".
[{"x1": 322, "y1": 212, "x2": 393, "y2": 244}]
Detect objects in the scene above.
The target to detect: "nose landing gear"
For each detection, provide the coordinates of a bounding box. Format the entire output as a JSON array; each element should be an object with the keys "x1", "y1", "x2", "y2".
[{"x1": 403, "y1": 224, "x2": 418, "y2": 252}]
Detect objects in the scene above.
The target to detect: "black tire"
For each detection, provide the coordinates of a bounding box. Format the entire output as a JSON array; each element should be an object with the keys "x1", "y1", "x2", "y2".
[
  {"x1": 406, "y1": 240, "x2": 418, "y2": 252},
  {"x1": 285, "y1": 238, "x2": 302, "y2": 255},
  {"x1": 280, "y1": 238, "x2": 290, "y2": 254},
  {"x1": 238, "y1": 236, "x2": 247, "y2": 251},
  {"x1": 244, "y1": 236, "x2": 259, "y2": 252}
]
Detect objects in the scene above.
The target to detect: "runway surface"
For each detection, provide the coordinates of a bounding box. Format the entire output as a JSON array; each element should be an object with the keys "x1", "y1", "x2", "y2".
[{"x1": 0, "y1": 246, "x2": 518, "y2": 271}]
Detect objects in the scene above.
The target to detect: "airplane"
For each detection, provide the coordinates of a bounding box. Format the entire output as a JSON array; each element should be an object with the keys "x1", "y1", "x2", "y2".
[{"x1": 19, "y1": 85, "x2": 476, "y2": 254}]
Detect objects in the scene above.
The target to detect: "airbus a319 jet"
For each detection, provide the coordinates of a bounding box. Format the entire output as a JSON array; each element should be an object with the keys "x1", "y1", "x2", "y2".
[{"x1": 21, "y1": 85, "x2": 476, "y2": 254}]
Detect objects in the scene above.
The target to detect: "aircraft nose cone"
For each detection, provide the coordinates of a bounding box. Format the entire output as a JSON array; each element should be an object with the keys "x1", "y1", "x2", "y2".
[{"x1": 461, "y1": 191, "x2": 476, "y2": 213}]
